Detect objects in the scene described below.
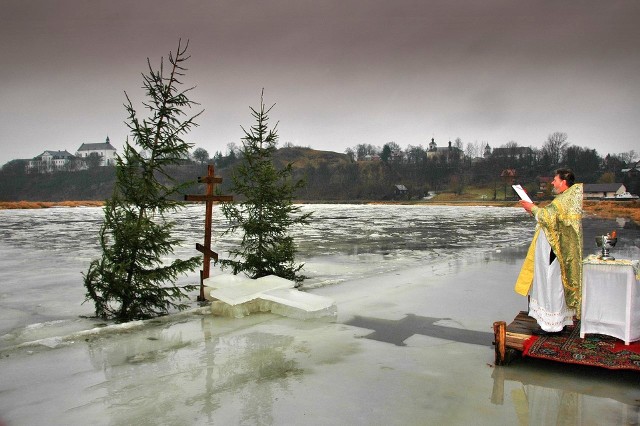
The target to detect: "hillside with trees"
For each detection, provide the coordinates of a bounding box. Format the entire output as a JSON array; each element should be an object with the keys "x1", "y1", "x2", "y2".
[{"x1": 1, "y1": 133, "x2": 638, "y2": 202}]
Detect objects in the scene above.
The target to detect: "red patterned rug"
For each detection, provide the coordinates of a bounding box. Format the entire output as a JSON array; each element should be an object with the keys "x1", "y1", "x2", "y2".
[{"x1": 522, "y1": 323, "x2": 640, "y2": 371}]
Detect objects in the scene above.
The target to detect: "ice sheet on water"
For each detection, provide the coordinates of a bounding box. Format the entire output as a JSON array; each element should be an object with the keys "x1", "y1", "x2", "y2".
[
  {"x1": 204, "y1": 273, "x2": 295, "y2": 305},
  {"x1": 260, "y1": 288, "x2": 334, "y2": 311},
  {"x1": 4, "y1": 307, "x2": 212, "y2": 352},
  {"x1": 204, "y1": 273, "x2": 337, "y2": 319},
  {"x1": 268, "y1": 300, "x2": 337, "y2": 321},
  {"x1": 4, "y1": 204, "x2": 635, "y2": 347},
  {"x1": 35, "y1": 337, "x2": 65, "y2": 349}
]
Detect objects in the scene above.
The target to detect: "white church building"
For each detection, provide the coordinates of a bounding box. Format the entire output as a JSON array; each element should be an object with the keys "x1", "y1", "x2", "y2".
[
  {"x1": 27, "y1": 136, "x2": 117, "y2": 173},
  {"x1": 75, "y1": 136, "x2": 117, "y2": 166}
]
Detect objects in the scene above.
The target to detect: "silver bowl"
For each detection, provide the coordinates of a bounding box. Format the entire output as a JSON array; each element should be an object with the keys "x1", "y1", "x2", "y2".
[{"x1": 595, "y1": 235, "x2": 617, "y2": 260}]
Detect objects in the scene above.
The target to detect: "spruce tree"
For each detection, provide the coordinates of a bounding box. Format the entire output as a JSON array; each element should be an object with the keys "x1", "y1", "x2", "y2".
[
  {"x1": 83, "y1": 40, "x2": 201, "y2": 321},
  {"x1": 220, "y1": 91, "x2": 311, "y2": 285}
]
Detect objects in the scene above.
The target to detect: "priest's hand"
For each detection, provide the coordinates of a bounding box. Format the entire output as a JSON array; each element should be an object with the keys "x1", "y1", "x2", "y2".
[{"x1": 519, "y1": 200, "x2": 534, "y2": 214}]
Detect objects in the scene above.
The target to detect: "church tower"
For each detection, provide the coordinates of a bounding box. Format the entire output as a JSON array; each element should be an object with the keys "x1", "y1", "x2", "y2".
[{"x1": 483, "y1": 143, "x2": 492, "y2": 158}]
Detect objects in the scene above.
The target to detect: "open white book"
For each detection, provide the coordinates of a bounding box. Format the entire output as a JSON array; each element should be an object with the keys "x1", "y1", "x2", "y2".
[{"x1": 512, "y1": 184, "x2": 532, "y2": 203}]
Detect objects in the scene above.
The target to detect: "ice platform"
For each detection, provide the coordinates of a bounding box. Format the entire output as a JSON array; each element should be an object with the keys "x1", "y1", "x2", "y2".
[{"x1": 203, "y1": 274, "x2": 337, "y2": 320}]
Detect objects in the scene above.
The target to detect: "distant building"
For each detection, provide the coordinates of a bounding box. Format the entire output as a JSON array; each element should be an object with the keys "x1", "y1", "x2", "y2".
[
  {"x1": 394, "y1": 184, "x2": 408, "y2": 196},
  {"x1": 500, "y1": 168, "x2": 517, "y2": 185},
  {"x1": 621, "y1": 161, "x2": 640, "y2": 177},
  {"x1": 390, "y1": 149, "x2": 404, "y2": 162},
  {"x1": 426, "y1": 138, "x2": 462, "y2": 162},
  {"x1": 75, "y1": 136, "x2": 117, "y2": 166},
  {"x1": 27, "y1": 150, "x2": 77, "y2": 173},
  {"x1": 25, "y1": 136, "x2": 117, "y2": 173},
  {"x1": 492, "y1": 146, "x2": 534, "y2": 160},
  {"x1": 483, "y1": 144, "x2": 492, "y2": 158},
  {"x1": 361, "y1": 153, "x2": 381, "y2": 162},
  {"x1": 583, "y1": 183, "x2": 626, "y2": 199}
]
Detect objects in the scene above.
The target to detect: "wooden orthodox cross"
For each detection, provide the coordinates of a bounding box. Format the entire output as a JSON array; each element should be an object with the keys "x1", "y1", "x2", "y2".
[{"x1": 184, "y1": 164, "x2": 233, "y2": 301}]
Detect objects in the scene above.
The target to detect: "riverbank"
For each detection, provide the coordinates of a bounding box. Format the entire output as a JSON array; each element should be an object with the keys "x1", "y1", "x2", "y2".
[
  {"x1": 420, "y1": 199, "x2": 640, "y2": 224},
  {"x1": 0, "y1": 200, "x2": 104, "y2": 209},
  {"x1": 583, "y1": 200, "x2": 640, "y2": 223}
]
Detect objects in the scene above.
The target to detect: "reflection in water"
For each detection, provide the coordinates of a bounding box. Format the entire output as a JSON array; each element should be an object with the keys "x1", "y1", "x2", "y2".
[
  {"x1": 491, "y1": 362, "x2": 640, "y2": 425},
  {"x1": 84, "y1": 315, "x2": 303, "y2": 425},
  {"x1": 195, "y1": 315, "x2": 303, "y2": 425},
  {"x1": 85, "y1": 324, "x2": 197, "y2": 425}
]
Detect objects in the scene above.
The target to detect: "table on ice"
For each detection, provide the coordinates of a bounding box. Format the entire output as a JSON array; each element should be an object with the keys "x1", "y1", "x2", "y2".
[{"x1": 580, "y1": 257, "x2": 640, "y2": 345}]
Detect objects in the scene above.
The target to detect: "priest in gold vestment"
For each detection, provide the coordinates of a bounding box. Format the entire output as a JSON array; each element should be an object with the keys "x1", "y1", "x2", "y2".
[{"x1": 514, "y1": 169, "x2": 583, "y2": 332}]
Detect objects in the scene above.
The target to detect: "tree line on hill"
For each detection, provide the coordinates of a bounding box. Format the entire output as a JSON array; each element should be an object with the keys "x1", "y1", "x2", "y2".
[
  {"x1": 1, "y1": 132, "x2": 638, "y2": 202},
  {"x1": 205, "y1": 130, "x2": 639, "y2": 200}
]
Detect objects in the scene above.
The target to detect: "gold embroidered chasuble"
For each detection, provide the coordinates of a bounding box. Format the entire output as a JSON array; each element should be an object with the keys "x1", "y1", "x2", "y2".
[{"x1": 514, "y1": 183, "x2": 584, "y2": 317}]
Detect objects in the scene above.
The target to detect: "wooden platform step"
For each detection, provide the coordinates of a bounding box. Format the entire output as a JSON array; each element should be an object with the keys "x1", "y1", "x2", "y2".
[
  {"x1": 494, "y1": 311, "x2": 544, "y2": 365},
  {"x1": 505, "y1": 311, "x2": 538, "y2": 351}
]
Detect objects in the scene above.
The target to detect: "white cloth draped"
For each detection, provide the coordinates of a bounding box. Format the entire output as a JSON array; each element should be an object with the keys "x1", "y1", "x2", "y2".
[
  {"x1": 580, "y1": 261, "x2": 640, "y2": 345},
  {"x1": 528, "y1": 230, "x2": 575, "y2": 332}
]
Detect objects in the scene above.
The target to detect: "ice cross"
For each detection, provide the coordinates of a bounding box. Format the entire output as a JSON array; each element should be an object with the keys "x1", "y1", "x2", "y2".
[{"x1": 184, "y1": 164, "x2": 233, "y2": 301}]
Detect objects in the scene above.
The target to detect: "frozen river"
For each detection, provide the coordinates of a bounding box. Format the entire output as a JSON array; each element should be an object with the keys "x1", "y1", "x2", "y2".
[
  {"x1": 1, "y1": 204, "x2": 639, "y2": 425},
  {"x1": 0, "y1": 203, "x2": 532, "y2": 345}
]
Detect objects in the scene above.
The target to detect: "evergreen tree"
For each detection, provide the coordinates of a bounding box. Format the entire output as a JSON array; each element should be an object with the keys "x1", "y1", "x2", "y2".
[
  {"x1": 83, "y1": 40, "x2": 201, "y2": 321},
  {"x1": 220, "y1": 91, "x2": 311, "y2": 285},
  {"x1": 381, "y1": 144, "x2": 392, "y2": 163}
]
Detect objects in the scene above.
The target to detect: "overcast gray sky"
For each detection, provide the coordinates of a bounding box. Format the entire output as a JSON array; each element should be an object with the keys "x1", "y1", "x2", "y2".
[{"x1": 1, "y1": 0, "x2": 639, "y2": 167}]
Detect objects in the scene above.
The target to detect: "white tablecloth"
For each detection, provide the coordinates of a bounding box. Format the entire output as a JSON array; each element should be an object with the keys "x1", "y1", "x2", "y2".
[{"x1": 580, "y1": 259, "x2": 640, "y2": 345}]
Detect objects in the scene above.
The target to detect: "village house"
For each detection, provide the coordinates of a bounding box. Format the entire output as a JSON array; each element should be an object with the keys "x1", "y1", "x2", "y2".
[
  {"x1": 491, "y1": 146, "x2": 534, "y2": 160},
  {"x1": 621, "y1": 161, "x2": 640, "y2": 178},
  {"x1": 500, "y1": 168, "x2": 517, "y2": 185},
  {"x1": 583, "y1": 183, "x2": 626, "y2": 200},
  {"x1": 390, "y1": 148, "x2": 405, "y2": 162},
  {"x1": 361, "y1": 153, "x2": 381, "y2": 162},
  {"x1": 394, "y1": 184, "x2": 408, "y2": 198}
]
